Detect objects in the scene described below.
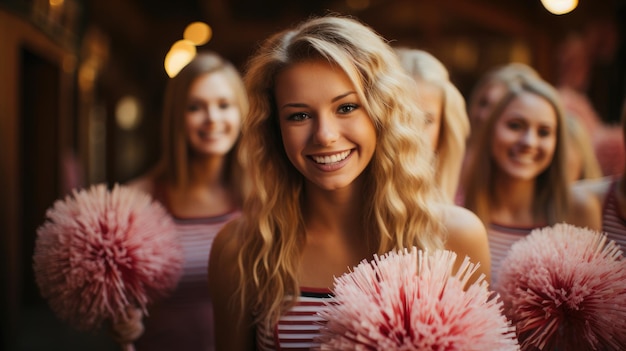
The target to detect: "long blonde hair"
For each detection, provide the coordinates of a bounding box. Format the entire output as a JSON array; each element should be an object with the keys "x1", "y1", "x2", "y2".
[
  {"x1": 462, "y1": 77, "x2": 570, "y2": 225},
  {"x1": 236, "y1": 15, "x2": 445, "y2": 327},
  {"x1": 155, "y1": 51, "x2": 248, "y2": 202},
  {"x1": 395, "y1": 48, "x2": 469, "y2": 202},
  {"x1": 564, "y1": 113, "x2": 603, "y2": 181}
]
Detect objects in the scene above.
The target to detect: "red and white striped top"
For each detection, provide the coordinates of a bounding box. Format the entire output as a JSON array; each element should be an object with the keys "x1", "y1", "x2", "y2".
[
  {"x1": 488, "y1": 223, "x2": 540, "y2": 284},
  {"x1": 256, "y1": 288, "x2": 333, "y2": 351},
  {"x1": 602, "y1": 180, "x2": 626, "y2": 254},
  {"x1": 135, "y1": 210, "x2": 241, "y2": 351}
]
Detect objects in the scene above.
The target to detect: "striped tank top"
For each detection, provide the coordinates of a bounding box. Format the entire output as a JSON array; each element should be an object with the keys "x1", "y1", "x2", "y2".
[
  {"x1": 256, "y1": 288, "x2": 333, "y2": 351},
  {"x1": 602, "y1": 180, "x2": 626, "y2": 254},
  {"x1": 488, "y1": 223, "x2": 540, "y2": 284},
  {"x1": 135, "y1": 209, "x2": 241, "y2": 351}
]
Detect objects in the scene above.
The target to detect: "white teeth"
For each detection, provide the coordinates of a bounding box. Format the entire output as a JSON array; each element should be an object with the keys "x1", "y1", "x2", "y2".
[
  {"x1": 511, "y1": 153, "x2": 535, "y2": 164},
  {"x1": 312, "y1": 150, "x2": 350, "y2": 164}
]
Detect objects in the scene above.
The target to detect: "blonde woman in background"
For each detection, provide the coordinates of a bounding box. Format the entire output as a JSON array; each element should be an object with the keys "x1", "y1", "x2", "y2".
[
  {"x1": 462, "y1": 76, "x2": 601, "y2": 284},
  {"x1": 394, "y1": 47, "x2": 470, "y2": 203},
  {"x1": 460, "y1": 62, "x2": 541, "y2": 201},
  {"x1": 113, "y1": 51, "x2": 248, "y2": 351}
]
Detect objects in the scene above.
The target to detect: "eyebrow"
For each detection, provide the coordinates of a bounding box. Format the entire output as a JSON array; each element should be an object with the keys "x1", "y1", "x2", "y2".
[{"x1": 280, "y1": 91, "x2": 357, "y2": 110}]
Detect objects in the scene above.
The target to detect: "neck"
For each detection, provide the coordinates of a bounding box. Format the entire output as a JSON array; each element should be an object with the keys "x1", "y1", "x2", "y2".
[
  {"x1": 491, "y1": 175, "x2": 538, "y2": 225},
  {"x1": 185, "y1": 155, "x2": 227, "y2": 189},
  {"x1": 164, "y1": 155, "x2": 234, "y2": 218},
  {"x1": 302, "y1": 180, "x2": 366, "y2": 240}
]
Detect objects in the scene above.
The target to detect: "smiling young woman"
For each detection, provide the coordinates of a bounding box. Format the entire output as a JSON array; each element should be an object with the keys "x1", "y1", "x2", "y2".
[
  {"x1": 207, "y1": 15, "x2": 492, "y2": 350},
  {"x1": 461, "y1": 75, "x2": 602, "y2": 284},
  {"x1": 112, "y1": 51, "x2": 249, "y2": 351}
]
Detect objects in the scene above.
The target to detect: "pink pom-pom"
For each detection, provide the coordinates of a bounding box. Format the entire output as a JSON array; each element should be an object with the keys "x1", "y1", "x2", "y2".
[
  {"x1": 496, "y1": 223, "x2": 626, "y2": 351},
  {"x1": 33, "y1": 183, "x2": 183, "y2": 331},
  {"x1": 318, "y1": 247, "x2": 520, "y2": 350}
]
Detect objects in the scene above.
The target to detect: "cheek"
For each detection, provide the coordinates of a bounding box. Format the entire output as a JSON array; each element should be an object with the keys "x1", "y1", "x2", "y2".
[
  {"x1": 185, "y1": 112, "x2": 202, "y2": 129},
  {"x1": 492, "y1": 125, "x2": 511, "y2": 146},
  {"x1": 279, "y1": 126, "x2": 306, "y2": 162},
  {"x1": 227, "y1": 110, "x2": 243, "y2": 132},
  {"x1": 357, "y1": 120, "x2": 378, "y2": 150},
  {"x1": 542, "y1": 138, "x2": 558, "y2": 160},
  {"x1": 490, "y1": 130, "x2": 510, "y2": 162}
]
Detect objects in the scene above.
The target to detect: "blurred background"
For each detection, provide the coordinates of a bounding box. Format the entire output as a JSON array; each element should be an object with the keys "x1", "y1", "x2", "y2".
[{"x1": 1, "y1": 0, "x2": 625, "y2": 349}]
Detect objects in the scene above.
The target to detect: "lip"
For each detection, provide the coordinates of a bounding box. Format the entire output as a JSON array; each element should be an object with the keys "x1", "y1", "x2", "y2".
[
  {"x1": 198, "y1": 130, "x2": 227, "y2": 141},
  {"x1": 508, "y1": 151, "x2": 539, "y2": 166},
  {"x1": 308, "y1": 149, "x2": 353, "y2": 172}
]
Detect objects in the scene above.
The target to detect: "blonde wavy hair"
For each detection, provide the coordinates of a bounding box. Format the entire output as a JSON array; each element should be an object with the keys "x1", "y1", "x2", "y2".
[
  {"x1": 462, "y1": 77, "x2": 570, "y2": 225},
  {"x1": 394, "y1": 48, "x2": 470, "y2": 202},
  {"x1": 236, "y1": 15, "x2": 445, "y2": 327}
]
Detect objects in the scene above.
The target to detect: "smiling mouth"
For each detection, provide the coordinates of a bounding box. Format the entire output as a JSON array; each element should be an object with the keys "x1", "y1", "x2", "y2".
[
  {"x1": 198, "y1": 130, "x2": 226, "y2": 140},
  {"x1": 509, "y1": 151, "x2": 538, "y2": 165},
  {"x1": 310, "y1": 150, "x2": 351, "y2": 164}
]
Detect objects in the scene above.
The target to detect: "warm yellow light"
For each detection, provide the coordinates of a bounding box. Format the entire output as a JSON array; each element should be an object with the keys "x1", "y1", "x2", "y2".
[
  {"x1": 49, "y1": 0, "x2": 64, "y2": 7},
  {"x1": 164, "y1": 40, "x2": 197, "y2": 78},
  {"x1": 540, "y1": 0, "x2": 578, "y2": 15},
  {"x1": 184, "y1": 22, "x2": 212, "y2": 46},
  {"x1": 170, "y1": 39, "x2": 197, "y2": 55},
  {"x1": 115, "y1": 95, "x2": 142, "y2": 131}
]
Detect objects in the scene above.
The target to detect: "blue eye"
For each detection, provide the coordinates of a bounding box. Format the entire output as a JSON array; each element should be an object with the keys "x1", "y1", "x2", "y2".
[
  {"x1": 288, "y1": 112, "x2": 310, "y2": 121},
  {"x1": 338, "y1": 104, "x2": 358, "y2": 114}
]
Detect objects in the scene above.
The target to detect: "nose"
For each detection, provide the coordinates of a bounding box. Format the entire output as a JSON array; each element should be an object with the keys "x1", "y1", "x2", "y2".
[
  {"x1": 203, "y1": 105, "x2": 220, "y2": 123},
  {"x1": 520, "y1": 129, "x2": 537, "y2": 148},
  {"x1": 313, "y1": 113, "x2": 339, "y2": 146}
]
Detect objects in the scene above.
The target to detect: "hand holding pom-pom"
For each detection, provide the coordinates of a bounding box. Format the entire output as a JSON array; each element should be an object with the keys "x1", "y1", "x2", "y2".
[
  {"x1": 318, "y1": 247, "x2": 520, "y2": 350},
  {"x1": 110, "y1": 306, "x2": 145, "y2": 345},
  {"x1": 495, "y1": 223, "x2": 626, "y2": 351},
  {"x1": 33, "y1": 184, "x2": 183, "y2": 350}
]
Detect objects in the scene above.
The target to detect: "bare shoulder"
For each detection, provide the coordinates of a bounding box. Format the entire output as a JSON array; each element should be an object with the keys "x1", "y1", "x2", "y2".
[
  {"x1": 439, "y1": 204, "x2": 491, "y2": 284},
  {"x1": 440, "y1": 204, "x2": 486, "y2": 239},
  {"x1": 124, "y1": 174, "x2": 156, "y2": 195},
  {"x1": 568, "y1": 183, "x2": 603, "y2": 231}
]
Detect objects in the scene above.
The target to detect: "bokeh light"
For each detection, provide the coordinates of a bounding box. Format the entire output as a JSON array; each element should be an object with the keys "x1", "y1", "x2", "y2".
[
  {"x1": 115, "y1": 95, "x2": 142, "y2": 131},
  {"x1": 540, "y1": 0, "x2": 578, "y2": 15},
  {"x1": 183, "y1": 22, "x2": 212, "y2": 46},
  {"x1": 164, "y1": 39, "x2": 197, "y2": 78}
]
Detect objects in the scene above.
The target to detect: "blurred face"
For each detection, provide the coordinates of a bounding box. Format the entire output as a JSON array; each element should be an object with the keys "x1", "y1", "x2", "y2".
[
  {"x1": 275, "y1": 60, "x2": 377, "y2": 191},
  {"x1": 470, "y1": 81, "x2": 508, "y2": 132},
  {"x1": 491, "y1": 91, "x2": 558, "y2": 181},
  {"x1": 415, "y1": 81, "x2": 443, "y2": 151},
  {"x1": 185, "y1": 72, "x2": 242, "y2": 156}
]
